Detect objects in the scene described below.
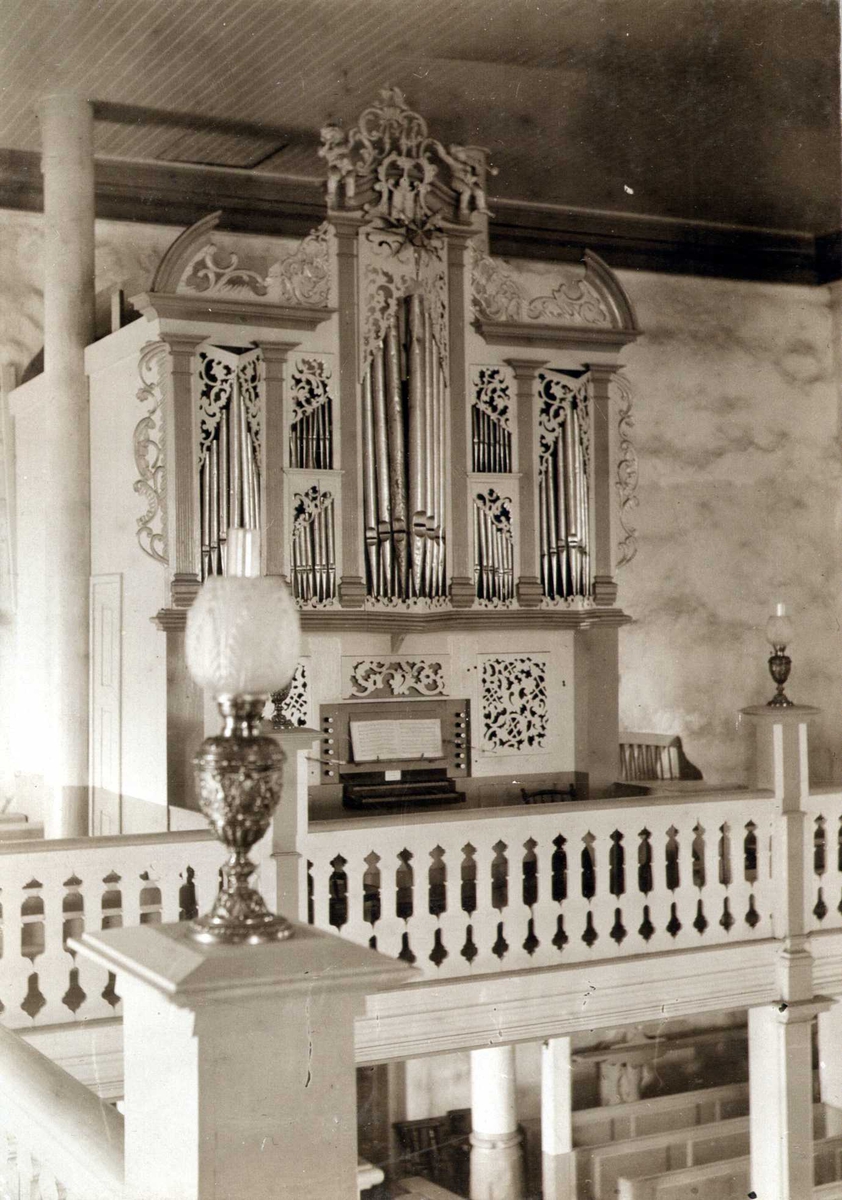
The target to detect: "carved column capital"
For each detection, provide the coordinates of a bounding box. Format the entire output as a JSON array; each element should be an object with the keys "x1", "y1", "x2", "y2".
[
  {"x1": 260, "y1": 341, "x2": 301, "y2": 375},
  {"x1": 504, "y1": 356, "x2": 550, "y2": 381},
  {"x1": 158, "y1": 332, "x2": 206, "y2": 363}
]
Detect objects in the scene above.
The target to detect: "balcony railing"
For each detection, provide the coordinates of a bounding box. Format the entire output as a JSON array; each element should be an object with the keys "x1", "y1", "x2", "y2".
[{"x1": 302, "y1": 789, "x2": 776, "y2": 980}]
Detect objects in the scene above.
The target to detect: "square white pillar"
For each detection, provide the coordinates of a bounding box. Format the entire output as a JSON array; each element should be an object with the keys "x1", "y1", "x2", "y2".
[
  {"x1": 541, "y1": 1037, "x2": 576, "y2": 1200},
  {"x1": 76, "y1": 920, "x2": 414, "y2": 1200},
  {"x1": 749, "y1": 999, "x2": 827, "y2": 1200}
]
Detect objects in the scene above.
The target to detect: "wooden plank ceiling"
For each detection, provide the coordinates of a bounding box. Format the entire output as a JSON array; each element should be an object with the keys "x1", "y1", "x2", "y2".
[{"x1": 0, "y1": 0, "x2": 839, "y2": 251}]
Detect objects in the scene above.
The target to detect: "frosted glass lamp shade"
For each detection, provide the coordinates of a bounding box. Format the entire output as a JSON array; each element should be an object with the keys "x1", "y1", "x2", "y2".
[
  {"x1": 766, "y1": 609, "x2": 794, "y2": 650},
  {"x1": 186, "y1": 575, "x2": 301, "y2": 696}
]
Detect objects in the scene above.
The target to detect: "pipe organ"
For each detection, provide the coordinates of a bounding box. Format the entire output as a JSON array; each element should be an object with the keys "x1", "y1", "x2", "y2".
[{"x1": 84, "y1": 87, "x2": 641, "y2": 828}]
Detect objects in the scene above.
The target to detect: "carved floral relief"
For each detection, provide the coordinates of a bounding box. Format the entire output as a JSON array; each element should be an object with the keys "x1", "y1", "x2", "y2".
[{"x1": 133, "y1": 340, "x2": 169, "y2": 565}]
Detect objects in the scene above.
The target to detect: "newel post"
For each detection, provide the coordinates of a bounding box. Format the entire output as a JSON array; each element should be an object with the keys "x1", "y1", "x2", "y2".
[
  {"x1": 76, "y1": 922, "x2": 414, "y2": 1200},
  {"x1": 740, "y1": 703, "x2": 829, "y2": 1200},
  {"x1": 263, "y1": 725, "x2": 320, "y2": 922}
]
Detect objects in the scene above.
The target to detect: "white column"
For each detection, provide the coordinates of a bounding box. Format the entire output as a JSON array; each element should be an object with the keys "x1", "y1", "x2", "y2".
[
  {"x1": 76, "y1": 919, "x2": 413, "y2": 1200},
  {"x1": 541, "y1": 1037, "x2": 576, "y2": 1200},
  {"x1": 41, "y1": 93, "x2": 95, "y2": 837},
  {"x1": 470, "y1": 1045, "x2": 524, "y2": 1200},
  {"x1": 749, "y1": 1000, "x2": 826, "y2": 1200},
  {"x1": 818, "y1": 1000, "x2": 842, "y2": 1135}
]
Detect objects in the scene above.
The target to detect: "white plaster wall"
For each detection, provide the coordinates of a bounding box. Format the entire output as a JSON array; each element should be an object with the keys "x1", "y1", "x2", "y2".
[{"x1": 615, "y1": 272, "x2": 842, "y2": 784}]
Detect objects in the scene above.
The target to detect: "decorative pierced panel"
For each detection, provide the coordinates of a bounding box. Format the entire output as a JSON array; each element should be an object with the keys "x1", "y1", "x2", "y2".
[
  {"x1": 471, "y1": 366, "x2": 513, "y2": 473},
  {"x1": 197, "y1": 345, "x2": 263, "y2": 579},
  {"x1": 344, "y1": 657, "x2": 448, "y2": 699},
  {"x1": 481, "y1": 655, "x2": 549, "y2": 753},
  {"x1": 289, "y1": 356, "x2": 334, "y2": 469},
  {"x1": 537, "y1": 370, "x2": 591, "y2": 600},
  {"x1": 291, "y1": 484, "x2": 336, "y2": 606},
  {"x1": 474, "y1": 488, "x2": 514, "y2": 604},
  {"x1": 271, "y1": 660, "x2": 310, "y2": 728}
]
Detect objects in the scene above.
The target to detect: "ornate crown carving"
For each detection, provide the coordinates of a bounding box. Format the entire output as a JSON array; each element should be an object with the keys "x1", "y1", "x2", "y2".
[{"x1": 318, "y1": 87, "x2": 494, "y2": 233}]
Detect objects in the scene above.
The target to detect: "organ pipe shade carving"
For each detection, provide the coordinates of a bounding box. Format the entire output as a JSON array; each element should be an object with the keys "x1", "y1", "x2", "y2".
[
  {"x1": 289, "y1": 357, "x2": 334, "y2": 469},
  {"x1": 474, "y1": 489, "x2": 514, "y2": 604},
  {"x1": 537, "y1": 371, "x2": 591, "y2": 600},
  {"x1": 362, "y1": 291, "x2": 446, "y2": 600},
  {"x1": 292, "y1": 485, "x2": 337, "y2": 605},
  {"x1": 197, "y1": 346, "x2": 263, "y2": 579},
  {"x1": 472, "y1": 366, "x2": 513, "y2": 473}
]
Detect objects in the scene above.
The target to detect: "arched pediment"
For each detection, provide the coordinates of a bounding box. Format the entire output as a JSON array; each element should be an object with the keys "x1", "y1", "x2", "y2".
[
  {"x1": 472, "y1": 247, "x2": 640, "y2": 350},
  {"x1": 134, "y1": 213, "x2": 336, "y2": 330}
]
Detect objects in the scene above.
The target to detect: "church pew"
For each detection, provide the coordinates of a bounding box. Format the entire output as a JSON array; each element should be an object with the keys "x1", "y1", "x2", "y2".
[
  {"x1": 586, "y1": 1114, "x2": 749, "y2": 1200},
  {"x1": 570, "y1": 1080, "x2": 749, "y2": 1148},
  {"x1": 616, "y1": 1133, "x2": 842, "y2": 1200}
]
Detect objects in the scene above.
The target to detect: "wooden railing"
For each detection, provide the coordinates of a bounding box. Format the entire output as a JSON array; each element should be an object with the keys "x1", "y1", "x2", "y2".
[
  {"x1": 804, "y1": 788, "x2": 842, "y2": 934},
  {"x1": 0, "y1": 829, "x2": 242, "y2": 1029},
  {"x1": 302, "y1": 789, "x2": 776, "y2": 979},
  {"x1": 0, "y1": 1022, "x2": 123, "y2": 1199}
]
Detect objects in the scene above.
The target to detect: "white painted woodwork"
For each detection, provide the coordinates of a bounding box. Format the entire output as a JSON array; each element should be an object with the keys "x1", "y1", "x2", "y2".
[
  {"x1": 0, "y1": 828, "x2": 268, "y2": 1029},
  {"x1": 469, "y1": 1044, "x2": 524, "y2": 1200},
  {"x1": 820, "y1": 1001, "x2": 842, "y2": 1135},
  {"x1": 90, "y1": 574, "x2": 122, "y2": 835},
  {"x1": 76, "y1": 919, "x2": 414, "y2": 1200},
  {"x1": 749, "y1": 1000, "x2": 821, "y2": 1200},
  {"x1": 541, "y1": 1036, "x2": 576, "y2": 1200},
  {"x1": 0, "y1": 1022, "x2": 122, "y2": 1200},
  {"x1": 304, "y1": 788, "x2": 776, "y2": 979},
  {"x1": 41, "y1": 93, "x2": 96, "y2": 838}
]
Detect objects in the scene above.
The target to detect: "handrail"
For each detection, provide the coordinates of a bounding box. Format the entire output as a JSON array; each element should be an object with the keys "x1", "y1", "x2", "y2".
[
  {"x1": 307, "y1": 785, "x2": 773, "y2": 833},
  {"x1": 0, "y1": 1022, "x2": 124, "y2": 1198},
  {"x1": 0, "y1": 825, "x2": 217, "y2": 856}
]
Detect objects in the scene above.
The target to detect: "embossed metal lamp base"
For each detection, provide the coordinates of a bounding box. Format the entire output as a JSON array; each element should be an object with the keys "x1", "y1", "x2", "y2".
[
  {"x1": 767, "y1": 649, "x2": 794, "y2": 708},
  {"x1": 188, "y1": 694, "x2": 292, "y2": 946}
]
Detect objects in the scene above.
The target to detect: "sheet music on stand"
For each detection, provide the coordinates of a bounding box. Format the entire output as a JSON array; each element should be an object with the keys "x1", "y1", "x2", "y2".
[{"x1": 350, "y1": 718, "x2": 443, "y2": 764}]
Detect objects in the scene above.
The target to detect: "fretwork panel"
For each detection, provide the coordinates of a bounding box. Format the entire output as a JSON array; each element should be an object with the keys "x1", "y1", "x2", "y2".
[
  {"x1": 537, "y1": 370, "x2": 591, "y2": 600},
  {"x1": 471, "y1": 365, "x2": 513, "y2": 474},
  {"x1": 197, "y1": 345, "x2": 263, "y2": 578}
]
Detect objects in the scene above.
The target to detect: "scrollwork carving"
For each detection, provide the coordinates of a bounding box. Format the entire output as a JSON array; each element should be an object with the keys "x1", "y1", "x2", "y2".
[
  {"x1": 349, "y1": 659, "x2": 446, "y2": 699},
  {"x1": 292, "y1": 485, "x2": 337, "y2": 606},
  {"x1": 472, "y1": 366, "x2": 512, "y2": 427},
  {"x1": 481, "y1": 656, "x2": 549, "y2": 753},
  {"x1": 319, "y1": 86, "x2": 491, "y2": 231},
  {"x1": 271, "y1": 661, "x2": 309, "y2": 729},
  {"x1": 525, "y1": 278, "x2": 610, "y2": 325},
  {"x1": 537, "y1": 372, "x2": 589, "y2": 461},
  {"x1": 178, "y1": 223, "x2": 332, "y2": 309},
  {"x1": 361, "y1": 239, "x2": 448, "y2": 376},
  {"x1": 266, "y1": 223, "x2": 331, "y2": 307},
  {"x1": 613, "y1": 371, "x2": 639, "y2": 568},
  {"x1": 472, "y1": 246, "x2": 612, "y2": 328},
  {"x1": 133, "y1": 340, "x2": 169, "y2": 565},
  {"x1": 197, "y1": 352, "x2": 236, "y2": 466},
  {"x1": 183, "y1": 246, "x2": 268, "y2": 297}
]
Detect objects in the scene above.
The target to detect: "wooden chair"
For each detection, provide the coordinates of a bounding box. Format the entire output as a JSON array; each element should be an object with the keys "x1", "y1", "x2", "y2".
[
  {"x1": 393, "y1": 1117, "x2": 452, "y2": 1189},
  {"x1": 619, "y1": 733, "x2": 702, "y2": 783}
]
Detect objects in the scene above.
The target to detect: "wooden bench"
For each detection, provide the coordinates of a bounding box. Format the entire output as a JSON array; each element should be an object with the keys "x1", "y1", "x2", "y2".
[
  {"x1": 571, "y1": 1079, "x2": 749, "y2": 1148},
  {"x1": 589, "y1": 1104, "x2": 828, "y2": 1198},
  {"x1": 617, "y1": 1133, "x2": 842, "y2": 1200}
]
